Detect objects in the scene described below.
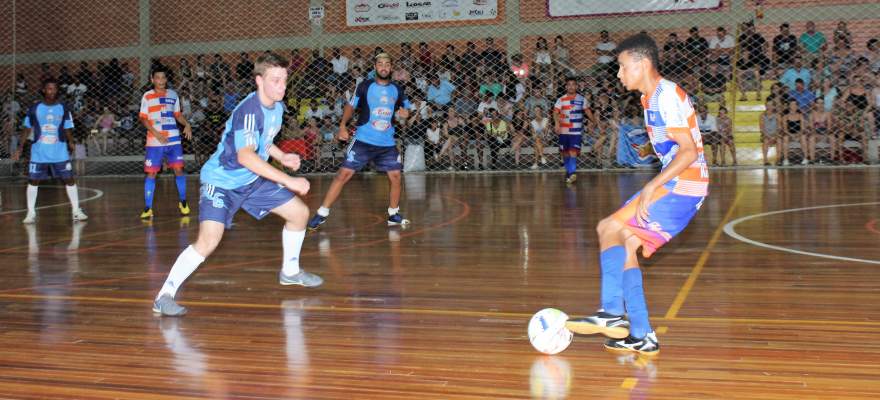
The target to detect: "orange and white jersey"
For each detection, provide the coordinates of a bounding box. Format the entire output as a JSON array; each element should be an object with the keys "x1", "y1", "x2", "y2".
[
  {"x1": 640, "y1": 79, "x2": 709, "y2": 197},
  {"x1": 139, "y1": 89, "x2": 181, "y2": 147}
]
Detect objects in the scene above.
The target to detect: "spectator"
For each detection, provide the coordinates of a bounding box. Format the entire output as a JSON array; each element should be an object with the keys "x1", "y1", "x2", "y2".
[
  {"x1": 781, "y1": 99, "x2": 806, "y2": 166},
  {"x1": 809, "y1": 98, "x2": 832, "y2": 163},
  {"x1": 222, "y1": 81, "x2": 238, "y2": 113},
  {"x1": 697, "y1": 104, "x2": 720, "y2": 165},
  {"x1": 399, "y1": 42, "x2": 415, "y2": 71},
  {"x1": 235, "y1": 52, "x2": 253, "y2": 81},
  {"x1": 717, "y1": 106, "x2": 736, "y2": 166},
  {"x1": 867, "y1": 39, "x2": 880, "y2": 73},
  {"x1": 817, "y1": 78, "x2": 839, "y2": 113},
  {"x1": 737, "y1": 21, "x2": 770, "y2": 77},
  {"x1": 461, "y1": 41, "x2": 481, "y2": 79},
  {"x1": 684, "y1": 27, "x2": 710, "y2": 68},
  {"x1": 524, "y1": 85, "x2": 550, "y2": 118},
  {"x1": 760, "y1": 101, "x2": 781, "y2": 166},
  {"x1": 350, "y1": 47, "x2": 366, "y2": 73},
  {"x1": 529, "y1": 105, "x2": 550, "y2": 169},
  {"x1": 552, "y1": 35, "x2": 574, "y2": 74},
  {"x1": 789, "y1": 78, "x2": 816, "y2": 114},
  {"x1": 91, "y1": 106, "x2": 118, "y2": 156},
  {"x1": 510, "y1": 54, "x2": 530, "y2": 80},
  {"x1": 481, "y1": 37, "x2": 507, "y2": 75},
  {"x1": 663, "y1": 33, "x2": 682, "y2": 53},
  {"x1": 509, "y1": 108, "x2": 529, "y2": 166},
  {"x1": 780, "y1": 56, "x2": 812, "y2": 91},
  {"x1": 799, "y1": 21, "x2": 826, "y2": 67},
  {"x1": 437, "y1": 107, "x2": 465, "y2": 169},
  {"x1": 773, "y1": 23, "x2": 798, "y2": 67},
  {"x1": 440, "y1": 44, "x2": 459, "y2": 74},
  {"x1": 427, "y1": 74, "x2": 455, "y2": 109},
  {"x1": 58, "y1": 66, "x2": 74, "y2": 90},
  {"x1": 699, "y1": 62, "x2": 728, "y2": 104},
  {"x1": 288, "y1": 49, "x2": 306, "y2": 77},
  {"x1": 595, "y1": 30, "x2": 617, "y2": 75},
  {"x1": 483, "y1": 108, "x2": 509, "y2": 169},
  {"x1": 708, "y1": 26, "x2": 735, "y2": 65},
  {"x1": 534, "y1": 37, "x2": 552, "y2": 76},
  {"x1": 417, "y1": 42, "x2": 433, "y2": 70},
  {"x1": 478, "y1": 73, "x2": 503, "y2": 98},
  {"x1": 477, "y1": 92, "x2": 498, "y2": 121},
  {"x1": 454, "y1": 86, "x2": 479, "y2": 119},
  {"x1": 67, "y1": 77, "x2": 88, "y2": 113},
  {"x1": 424, "y1": 117, "x2": 442, "y2": 168},
  {"x1": 833, "y1": 21, "x2": 852, "y2": 48},
  {"x1": 330, "y1": 47, "x2": 350, "y2": 85},
  {"x1": 304, "y1": 99, "x2": 328, "y2": 122}
]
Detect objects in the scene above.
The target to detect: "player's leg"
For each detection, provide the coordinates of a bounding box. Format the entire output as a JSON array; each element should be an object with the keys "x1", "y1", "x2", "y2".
[
  {"x1": 167, "y1": 144, "x2": 190, "y2": 215},
  {"x1": 153, "y1": 220, "x2": 224, "y2": 316},
  {"x1": 271, "y1": 196, "x2": 323, "y2": 287},
  {"x1": 603, "y1": 231, "x2": 660, "y2": 355},
  {"x1": 142, "y1": 147, "x2": 162, "y2": 219},
  {"x1": 308, "y1": 140, "x2": 367, "y2": 230},
  {"x1": 58, "y1": 162, "x2": 87, "y2": 221},
  {"x1": 377, "y1": 145, "x2": 410, "y2": 226},
  {"x1": 23, "y1": 162, "x2": 47, "y2": 223}
]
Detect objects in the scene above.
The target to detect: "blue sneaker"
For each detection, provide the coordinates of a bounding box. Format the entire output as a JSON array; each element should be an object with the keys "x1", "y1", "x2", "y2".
[
  {"x1": 387, "y1": 213, "x2": 411, "y2": 226},
  {"x1": 307, "y1": 214, "x2": 327, "y2": 231}
]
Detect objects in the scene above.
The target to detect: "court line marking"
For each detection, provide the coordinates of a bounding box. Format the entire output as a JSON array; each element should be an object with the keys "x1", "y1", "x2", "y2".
[
  {"x1": 0, "y1": 185, "x2": 104, "y2": 215},
  {"x1": 723, "y1": 201, "x2": 880, "y2": 265},
  {"x1": 620, "y1": 378, "x2": 638, "y2": 390},
  {"x1": 2, "y1": 293, "x2": 879, "y2": 328},
  {"x1": 665, "y1": 191, "x2": 744, "y2": 320}
]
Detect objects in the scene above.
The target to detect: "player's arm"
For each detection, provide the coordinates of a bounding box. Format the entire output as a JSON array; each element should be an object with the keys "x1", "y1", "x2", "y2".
[
  {"x1": 337, "y1": 103, "x2": 354, "y2": 141},
  {"x1": 237, "y1": 147, "x2": 308, "y2": 195},
  {"x1": 267, "y1": 144, "x2": 301, "y2": 172},
  {"x1": 11, "y1": 127, "x2": 32, "y2": 161},
  {"x1": 65, "y1": 128, "x2": 75, "y2": 153},
  {"x1": 174, "y1": 113, "x2": 193, "y2": 141},
  {"x1": 140, "y1": 116, "x2": 168, "y2": 144}
]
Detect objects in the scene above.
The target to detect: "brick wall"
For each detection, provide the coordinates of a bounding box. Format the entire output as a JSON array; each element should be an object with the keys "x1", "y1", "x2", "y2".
[
  {"x1": 12, "y1": 0, "x2": 138, "y2": 53},
  {"x1": 151, "y1": 0, "x2": 309, "y2": 44}
]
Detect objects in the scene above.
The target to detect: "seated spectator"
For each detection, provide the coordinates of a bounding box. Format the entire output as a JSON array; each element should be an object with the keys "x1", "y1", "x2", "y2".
[
  {"x1": 483, "y1": 108, "x2": 510, "y2": 169},
  {"x1": 809, "y1": 98, "x2": 832, "y2": 164},
  {"x1": 479, "y1": 73, "x2": 503, "y2": 98},
  {"x1": 594, "y1": 30, "x2": 617, "y2": 75},
  {"x1": 552, "y1": 35, "x2": 575, "y2": 74},
  {"x1": 91, "y1": 106, "x2": 119, "y2": 156},
  {"x1": 833, "y1": 21, "x2": 852, "y2": 48},
  {"x1": 709, "y1": 26, "x2": 735, "y2": 65},
  {"x1": 534, "y1": 37, "x2": 552, "y2": 76},
  {"x1": 780, "y1": 56, "x2": 812, "y2": 91},
  {"x1": 737, "y1": 21, "x2": 771, "y2": 77},
  {"x1": 789, "y1": 79, "x2": 816, "y2": 114},
  {"x1": 510, "y1": 54, "x2": 530, "y2": 80},
  {"x1": 697, "y1": 104, "x2": 721, "y2": 165},
  {"x1": 418, "y1": 42, "x2": 433, "y2": 70},
  {"x1": 737, "y1": 51, "x2": 762, "y2": 101},
  {"x1": 427, "y1": 74, "x2": 456, "y2": 109},
  {"x1": 440, "y1": 44, "x2": 459, "y2": 74},
  {"x1": 781, "y1": 99, "x2": 807, "y2": 166},
  {"x1": 529, "y1": 105, "x2": 550, "y2": 169},
  {"x1": 523, "y1": 85, "x2": 551, "y2": 118},
  {"x1": 684, "y1": 27, "x2": 710, "y2": 69},
  {"x1": 477, "y1": 92, "x2": 498, "y2": 121},
  {"x1": 866, "y1": 39, "x2": 880, "y2": 74},
  {"x1": 437, "y1": 107, "x2": 466, "y2": 169},
  {"x1": 700, "y1": 62, "x2": 728, "y2": 104},
  {"x1": 799, "y1": 21, "x2": 826, "y2": 68}
]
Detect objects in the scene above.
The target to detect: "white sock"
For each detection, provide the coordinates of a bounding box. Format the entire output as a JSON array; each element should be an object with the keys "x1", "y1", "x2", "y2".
[
  {"x1": 317, "y1": 206, "x2": 330, "y2": 217},
  {"x1": 282, "y1": 229, "x2": 306, "y2": 276},
  {"x1": 158, "y1": 245, "x2": 206, "y2": 299},
  {"x1": 26, "y1": 185, "x2": 38, "y2": 214},
  {"x1": 388, "y1": 207, "x2": 399, "y2": 216},
  {"x1": 65, "y1": 184, "x2": 80, "y2": 211}
]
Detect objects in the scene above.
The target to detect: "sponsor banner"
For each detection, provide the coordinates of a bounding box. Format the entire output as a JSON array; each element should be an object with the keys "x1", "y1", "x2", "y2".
[
  {"x1": 347, "y1": 0, "x2": 498, "y2": 27},
  {"x1": 547, "y1": 0, "x2": 721, "y2": 18}
]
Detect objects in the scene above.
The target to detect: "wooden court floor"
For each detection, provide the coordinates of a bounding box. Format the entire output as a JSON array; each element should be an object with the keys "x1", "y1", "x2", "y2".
[{"x1": 0, "y1": 168, "x2": 878, "y2": 399}]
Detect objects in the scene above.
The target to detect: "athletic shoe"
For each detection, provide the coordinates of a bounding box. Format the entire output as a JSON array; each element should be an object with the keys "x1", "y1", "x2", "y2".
[
  {"x1": 140, "y1": 208, "x2": 154, "y2": 219},
  {"x1": 152, "y1": 294, "x2": 187, "y2": 317},
  {"x1": 388, "y1": 213, "x2": 411, "y2": 226},
  {"x1": 279, "y1": 270, "x2": 324, "y2": 287},
  {"x1": 565, "y1": 311, "x2": 630, "y2": 339},
  {"x1": 604, "y1": 331, "x2": 660, "y2": 356},
  {"x1": 782, "y1": 159, "x2": 790, "y2": 166},
  {"x1": 530, "y1": 164, "x2": 539, "y2": 170},
  {"x1": 72, "y1": 208, "x2": 88, "y2": 221},
  {"x1": 307, "y1": 214, "x2": 327, "y2": 231},
  {"x1": 178, "y1": 201, "x2": 191, "y2": 216},
  {"x1": 22, "y1": 212, "x2": 36, "y2": 224},
  {"x1": 565, "y1": 173, "x2": 577, "y2": 185}
]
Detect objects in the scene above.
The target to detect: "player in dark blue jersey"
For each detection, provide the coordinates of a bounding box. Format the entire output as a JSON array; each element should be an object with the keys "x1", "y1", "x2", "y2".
[
  {"x1": 152, "y1": 53, "x2": 322, "y2": 317},
  {"x1": 13, "y1": 78, "x2": 88, "y2": 224},
  {"x1": 307, "y1": 53, "x2": 412, "y2": 230}
]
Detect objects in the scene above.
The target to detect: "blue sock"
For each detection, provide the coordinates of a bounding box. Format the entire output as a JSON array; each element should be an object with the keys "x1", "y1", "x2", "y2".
[
  {"x1": 175, "y1": 175, "x2": 187, "y2": 202},
  {"x1": 144, "y1": 177, "x2": 156, "y2": 209},
  {"x1": 623, "y1": 268, "x2": 652, "y2": 339},
  {"x1": 564, "y1": 156, "x2": 575, "y2": 175},
  {"x1": 600, "y1": 246, "x2": 626, "y2": 315}
]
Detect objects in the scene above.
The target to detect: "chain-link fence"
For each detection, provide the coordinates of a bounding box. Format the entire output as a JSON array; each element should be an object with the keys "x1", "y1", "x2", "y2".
[{"x1": 2, "y1": 1, "x2": 879, "y2": 178}]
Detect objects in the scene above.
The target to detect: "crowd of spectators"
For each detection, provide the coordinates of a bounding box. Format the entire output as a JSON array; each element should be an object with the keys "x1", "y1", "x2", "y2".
[{"x1": 3, "y1": 20, "x2": 879, "y2": 171}]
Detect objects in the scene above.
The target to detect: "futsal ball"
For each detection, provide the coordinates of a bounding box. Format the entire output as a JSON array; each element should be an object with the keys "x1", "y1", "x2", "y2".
[{"x1": 528, "y1": 308, "x2": 573, "y2": 355}]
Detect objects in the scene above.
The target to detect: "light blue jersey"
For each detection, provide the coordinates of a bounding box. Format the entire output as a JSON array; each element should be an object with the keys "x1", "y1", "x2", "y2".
[
  {"x1": 350, "y1": 79, "x2": 410, "y2": 147},
  {"x1": 23, "y1": 103, "x2": 74, "y2": 163},
  {"x1": 200, "y1": 92, "x2": 284, "y2": 190}
]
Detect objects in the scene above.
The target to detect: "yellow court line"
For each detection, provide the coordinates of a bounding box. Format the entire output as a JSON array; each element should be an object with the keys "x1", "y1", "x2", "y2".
[
  {"x1": 3, "y1": 292, "x2": 879, "y2": 327},
  {"x1": 664, "y1": 191, "x2": 744, "y2": 320},
  {"x1": 620, "y1": 378, "x2": 638, "y2": 390}
]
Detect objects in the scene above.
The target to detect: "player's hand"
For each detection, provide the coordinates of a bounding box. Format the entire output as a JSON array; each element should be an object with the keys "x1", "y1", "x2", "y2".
[
  {"x1": 636, "y1": 185, "x2": 656, "y2": 227},
  {"x1": 11, "y1": 148, "x2": 21, "y2": 161},
  {"x1": 280, "y1": 153, "x2": 301, "y2": 171},
  {"x1": 183, "y1": 124, "x2": 193, "y2": 141},
  {"x1": 337, "y1": 125, "x2": 350, "y2": 142},
  {"x1": 283, "y1": 176, "x2": 310, "y2": 196},
  {"x1": 154, "y1": 131, "x2": 169, "y2": 145},
  {"x1": 397, "y1": 108, "x2": 410, "y2": 120},
  {"x1": 555, "y1": 125, "x2": 562, "y2": 135}
]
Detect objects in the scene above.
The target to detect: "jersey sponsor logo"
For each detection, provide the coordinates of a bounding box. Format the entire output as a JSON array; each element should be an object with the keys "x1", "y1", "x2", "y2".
[
  {"x1": 405, "y1": 12, "x2": 419, "y2": 21},
  {"x1": 354, "y1": 2, "x2": 370, "y2": 12},
  {"x1": 380, "y1": 95, "x2": 390, "y2": 104},
  {"x1": 646, "y1": 110, "x2": 665, "y2": 126},
  {"x1": 40, "y1": 134, "x2": 58, "y2": 144},
  {"x1": 65, "y1": 162, "x2": 72, "y2": 171},
  {"x1": 145, "y1": 159, "x2": 153, "y2": 167},
  {"x1": 373, "y1": 107, "x2": 393, "y2": 118},
  {"x1": 378, "y1": 2, "x2": 400, "y2": 8},
  {"x1": 355, "y1": 16, "x2": 370, "y2": 22},
  {"x1": 406, "y1": 1, "x2": 431, "y2": 7},
  {"x1": 372, "y1": 120, "x2": 391, "y2": 131}
]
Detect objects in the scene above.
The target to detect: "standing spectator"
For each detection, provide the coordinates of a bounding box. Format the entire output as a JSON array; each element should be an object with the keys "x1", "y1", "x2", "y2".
[
  {"x1": 760, "y1": 101, "x2": 782, "y2": 166},
  {"x1": 235, "y1": 52, "x2": 253, "y2": 81},
  {"x1": 799, "y1": 21, "x2": 827, "y2": 68},
  {"x1": 595, "y1": 30, "x2": 617, "y2": 76},
  {"x1": 684, "y1": 27, "x2": 710, "y2": 70},
  {"x1": 773, "y1": 23, "x2": 799, "y2": 67},
  {"x1": 534, "y1": 37, "x2": 552, "y2": 76},
  {"x1": 833, "y1": 21, "x2": 852, "y2": 48},
  {"x1": 716, "y1": 107, "x2": 736, "y2": 166},
  {"x1": 708, "y1": 26, "x2": 735, "y2": 66},
  {"x1": 552, "y1": 35, "x2": 574, "y2": 74},
  {"x1": 737, "y1": 21, "x2": 770, "y2": 78}
]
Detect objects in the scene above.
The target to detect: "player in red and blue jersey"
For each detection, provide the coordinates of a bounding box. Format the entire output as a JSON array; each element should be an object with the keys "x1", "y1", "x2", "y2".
[
  {"x1": 554, "y1": 77, "x2": 596, "y2": 184},
  {"x1": 566, "y1": 33, "x2": 709, "y2": 356},
  {"x1": 13, "y1": 78, "x2": 88, "y2": 224},
  {"x1": 307, "y1": 53, "x2": 412, "y2": 230},
  {"x1": 138, "y1": 66, "x2": 193, "y2": 219}
]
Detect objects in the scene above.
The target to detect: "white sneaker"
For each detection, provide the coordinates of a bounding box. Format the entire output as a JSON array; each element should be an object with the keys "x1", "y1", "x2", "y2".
[
  {"x1": 540, "y1": 157, "x2": 547, "y2": 165},
  {"x1": 800, "y1": 159, "x2": 808, "y2": 165},
  {"x1": 22, "y1": 212, "x2": 36, "y2": 224},
  {"x1": 782, "y1": 159, "x2": 790, "y2": 166},
  {"x1": 530, "y1": 164, "x2": 538, "y2": 170},
  {"x1": 72, "y1": 208, "x2": 89, "y2": 221}
]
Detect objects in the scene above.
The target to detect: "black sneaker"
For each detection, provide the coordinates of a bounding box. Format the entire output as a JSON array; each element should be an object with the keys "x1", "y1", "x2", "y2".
[
  {"x1": 604, "y1": 331, "x2": 660, "y2": 356},
  {"x1": 565, "y1": 310, "x2": 630, "y2": 339}
]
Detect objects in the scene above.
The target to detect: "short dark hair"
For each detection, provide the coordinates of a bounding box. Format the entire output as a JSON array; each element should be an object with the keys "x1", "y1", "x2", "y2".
[
  {"x1": 616, "y1": 33, "x2": 660, "y2": 70},
  {"x1": 42, "y1": 77, "x2": 58, "y2": 88},
  {"x1": 150, "y1": 66, "x2": 168, "y2": 78},
  {"x1": 565, "y1": 76, "x2": 578, "y2": 84},
  {"x1": 795, "y1": 78, "x2": 804, "y2": 84},
  {"x1": 254, "y1": 52, "x2": 289, "y2": 77}
]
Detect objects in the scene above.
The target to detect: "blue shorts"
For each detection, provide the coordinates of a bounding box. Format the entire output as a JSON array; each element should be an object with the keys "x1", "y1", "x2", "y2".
[
  {"x1": 558, "y1": 135, "x2": 582, "y2": 153},
  {"x1": 198, "y1": 177, "x2": 295, "y2": 229},
  {"x1": 29, "y1": 161, "x2": 74, "y2": 181},
  {"x1": 341, "y1": 140, "x2": 402, "y2": 172},
  {"x1": 145, "y1": 144, "x2": 184, "y2": 173},
  {"x1": 612, "y1": 188, "x2": 705, "y2": 258}
]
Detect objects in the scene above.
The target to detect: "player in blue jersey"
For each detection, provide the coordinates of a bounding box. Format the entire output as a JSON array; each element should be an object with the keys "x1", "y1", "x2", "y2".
[
  {"x1": 306, "y1": 53, "x2": 412, "y2": 231},
  {"x1": 13, "y1": 78, "x2": 88, "y2": 224},
  {"x1": 153, "y1": 53, "x2": 323, "y2": 317}
]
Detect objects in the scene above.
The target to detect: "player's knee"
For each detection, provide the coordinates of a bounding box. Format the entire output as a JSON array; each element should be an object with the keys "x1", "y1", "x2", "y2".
[
  {"x1": 596, "y1": 217, "x2": 615, "y2": 236},
  {"x1": 623, "y1": 234, "x2": 642, "y2": 253},
  {"x1": 387, "y1": 171, "x2": 401, "y2": 183},
  {"x1": 336, "y1": 169, "x2": 354, "y2": 182}
]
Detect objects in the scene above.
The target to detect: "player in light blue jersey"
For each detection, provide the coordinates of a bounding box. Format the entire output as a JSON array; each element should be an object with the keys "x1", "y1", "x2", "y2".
[
  {"x1": 153, "y1": 53, "x2": 323, "y2": 317},
  {"x1": 13, "y1": 78, "x2": 88, "y2": 224},
  {"x1": 307, "y1": 53, "x2": 412, "y2": 230}
]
